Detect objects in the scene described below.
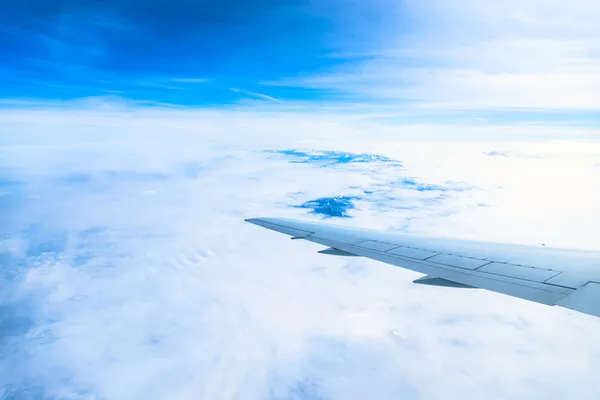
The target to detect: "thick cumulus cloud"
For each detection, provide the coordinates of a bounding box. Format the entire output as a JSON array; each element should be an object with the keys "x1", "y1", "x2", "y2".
[{"x1": 2, "y1": 106, "x2": 600, "y2": 399}]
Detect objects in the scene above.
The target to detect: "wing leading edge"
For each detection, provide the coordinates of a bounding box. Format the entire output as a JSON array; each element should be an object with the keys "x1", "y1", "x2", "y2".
[{"x1": 245, "y1": 217, "x2": 600, "y2": 318}]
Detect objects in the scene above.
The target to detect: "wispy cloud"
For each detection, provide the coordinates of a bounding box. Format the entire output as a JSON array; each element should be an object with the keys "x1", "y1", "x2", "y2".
[
  {"x1": 231, "y1": 88, "x2": 282, "y2": 103},
  {"x1": 265, "y1": 0, "x2": 600, "y2": 116}
]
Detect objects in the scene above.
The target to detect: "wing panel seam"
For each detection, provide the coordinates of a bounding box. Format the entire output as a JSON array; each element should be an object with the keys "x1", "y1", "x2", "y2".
[{"x1": 311, "y1": 236, "x2": 570, "y2": 296}]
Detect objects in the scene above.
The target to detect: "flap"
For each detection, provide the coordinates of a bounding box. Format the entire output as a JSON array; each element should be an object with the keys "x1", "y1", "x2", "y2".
[{"x1": 413, "y1": 275, "x2": 476, "y2": 288}]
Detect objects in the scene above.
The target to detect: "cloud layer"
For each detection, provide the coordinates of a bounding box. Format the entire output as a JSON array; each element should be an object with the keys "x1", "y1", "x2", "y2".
[{"x1": 2, "y1": 105, "x2": 600, "y2": 399}]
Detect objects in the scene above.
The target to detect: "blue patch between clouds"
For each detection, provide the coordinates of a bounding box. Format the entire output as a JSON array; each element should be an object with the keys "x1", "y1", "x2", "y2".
[
  {"x1": 274, "y1": 148, "x2": 473, "y2": 218},
  {"x1": 399, "y1": 178, "x2": 446, "y2": 192},
  {"x1": 178, "y1": 162, "x2": 204, "y2": 179},
  {"x1": 0, "y1": 178, "x2": 24, "y2": 190},
  {"x1": 386, "y1": 179, "x2": 472, "y2": 193},
  {"x1": 23, "y1": 229, "x2": 68, "y2": 258},
  {"x1": 282, "y1": 378, "x2": 325, "y2": 400},
  {"x1": 0, "y1": 249, "x2": 42, "y2": 379},
  {"x1": 58, "y1": 173, "x2": 94, "y2": 185},
  {"x1": 267, "y1": 337, "x2": 419, "y2": 400},
  {"x1": 294, "y1": 196, "x2": 358, "y2": 218},
  {"x1": 58, "y1": 170, "x2": 170, "y2": 187},
  {"x1": 483, "y1": 151, "x2": 510, "y2": 157},
  {"x1": 104, "y1": 170, "x2": 169, "y2": 182},
  {"x1": 70, "y1": 227, "x2": 130, "y2": 268},
  {"x1": 267, "y1": 149, "x2": 402, "y2": 166}
]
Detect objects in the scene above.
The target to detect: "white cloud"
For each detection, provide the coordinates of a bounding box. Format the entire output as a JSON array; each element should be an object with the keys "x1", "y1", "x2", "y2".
[
  {"x1": 230, "y1": 88, "x2": 282, "y2": 103},
  {"x1": 2, "y1": 103, "x2": 600, "y2": 399},
  {"x1": 268, "y1": 0, "x2": 600, "y2": 112}
]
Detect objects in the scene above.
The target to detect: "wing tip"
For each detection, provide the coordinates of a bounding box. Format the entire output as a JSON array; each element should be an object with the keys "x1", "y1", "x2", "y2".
[
  {"x1": 244, "y1": 217, "x2": 316, "y2": 237},
  {"x1": 245, "y1": 217, "x2": 289, "y2": 226},
  {"x1": 244, "y1": 217, "x2": 282, "y2": 230},
  {"x1": 244, "y1": 217, "x2": 268, "y2": 225}
]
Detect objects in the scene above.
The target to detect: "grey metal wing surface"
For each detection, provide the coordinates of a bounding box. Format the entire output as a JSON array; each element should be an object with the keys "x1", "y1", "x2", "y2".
[{"x1": 245, "y1": 217, "x2": 600, "y2": 318}]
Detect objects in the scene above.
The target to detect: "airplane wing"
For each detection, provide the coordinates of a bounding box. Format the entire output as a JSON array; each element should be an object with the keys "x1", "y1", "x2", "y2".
[{"x1": 245, "y1": 217, "x2": 600, "y2": 318}]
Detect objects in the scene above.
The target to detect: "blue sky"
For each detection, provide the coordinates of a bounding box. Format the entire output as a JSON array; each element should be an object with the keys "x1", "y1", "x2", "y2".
[
  {"x1": 3, "y1": 0, "x2": 600, "y2": 126},
  {"x1": 1, "y1": 0, "x2": 400, "y2": 104}
]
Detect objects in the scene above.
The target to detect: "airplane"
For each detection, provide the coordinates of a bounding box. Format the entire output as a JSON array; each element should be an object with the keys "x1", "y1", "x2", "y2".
[{"x1": 245, "y1": 217, "x2": 600, "y2": 319}]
